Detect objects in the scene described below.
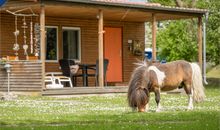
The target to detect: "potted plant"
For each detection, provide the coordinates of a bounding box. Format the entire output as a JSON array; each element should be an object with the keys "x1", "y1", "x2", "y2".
[{"x1": 0, "y1": 57, "x2": 7, "y2": 65}]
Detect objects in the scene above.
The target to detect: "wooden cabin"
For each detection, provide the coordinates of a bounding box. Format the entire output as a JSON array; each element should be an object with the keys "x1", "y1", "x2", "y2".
[{"x1": 0, "y1": 0, "x2": 207, "y2": 95}]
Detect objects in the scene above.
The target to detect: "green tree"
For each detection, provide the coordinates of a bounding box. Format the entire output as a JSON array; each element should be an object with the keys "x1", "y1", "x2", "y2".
[
  {"x1": 203, "y1": 0, "x2": 220, "y2": 65},
  {"x1": 156, "y1": 20, "x2": 197, "y2": 62},
  {"x1": 149, "y1": 0, "x2": 220, "y2": 65}
]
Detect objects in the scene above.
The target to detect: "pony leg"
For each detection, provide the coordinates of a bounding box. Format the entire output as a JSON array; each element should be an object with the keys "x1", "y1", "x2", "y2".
[
  {"x1": 187, "y1": 89, "x2": 194, "y2": 110},
  {"x1": 131, "y1": 105, "x2": 137, "y2": 112},
  {"x1": 154, "y1": 89, "x2": 161, "y2": 112},
  {"x1": 184, "y1": 84, "x2": 194, "y2": 110},
  {"x1": 145, "y1": 103, "x2": 149, "y2": 112}
]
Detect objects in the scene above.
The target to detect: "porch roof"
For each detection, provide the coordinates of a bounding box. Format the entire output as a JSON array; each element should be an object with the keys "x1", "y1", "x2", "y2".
[
  {"x1": 46, "y1": 0, "x2": 208, "y2": 22},
  {"x1": 1, "y1": 0, "x2": 208, "y2": 22}
]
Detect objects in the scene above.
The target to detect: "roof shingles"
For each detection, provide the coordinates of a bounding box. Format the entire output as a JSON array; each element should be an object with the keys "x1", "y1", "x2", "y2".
[
  {"x1": 92, "y1": 0, "x2": 207, "y2": 13},
  {"x1": 93, "y1": 0, "x2": 161, "y2": 6}
]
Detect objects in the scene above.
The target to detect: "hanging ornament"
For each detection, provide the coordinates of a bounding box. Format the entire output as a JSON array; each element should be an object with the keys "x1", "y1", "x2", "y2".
[
  {"x1": 7, "y1": 8, "x2": 38, "y2": 60},
  {"x1": 13, "y1": 44, "x2": 19, "y2": 51},
  {"x1": 13, "y1": 15, "x2": 20, "y2": 60},
  {"x1": 22, "y1": 16, "x2": 28, "y2": 56},
  {"x1": 30, "y1": 16, "x2": 34, "y2": 54},
  {"x1": 34, "y1": 23, "x2": 40, "y2": 57}
]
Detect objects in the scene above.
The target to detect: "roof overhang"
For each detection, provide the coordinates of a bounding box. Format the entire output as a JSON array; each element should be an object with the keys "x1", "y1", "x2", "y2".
[{"x1": 1, "y1": 0, "x2": 208, "y2": 22}]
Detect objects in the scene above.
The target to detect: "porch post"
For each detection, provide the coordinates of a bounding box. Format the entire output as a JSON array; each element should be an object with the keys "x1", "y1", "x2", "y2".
[
  {"x1": 198, "y1": 16, "x2": 203, "y2": 69},
  {"x1": 40, "y1": 4, "x2": 46, "y2": 89},
  {"x1": 98, "y1": 9, "x2": 104, "y2": 87},
  {"x1": 152, "y1": 13, "x2": 157, "y2": 61}
]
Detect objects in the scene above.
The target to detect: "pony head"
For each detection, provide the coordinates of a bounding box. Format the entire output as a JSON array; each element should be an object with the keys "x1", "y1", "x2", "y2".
[{"x1": 127, "y1": 62, "x2": 150, "y2": 112}]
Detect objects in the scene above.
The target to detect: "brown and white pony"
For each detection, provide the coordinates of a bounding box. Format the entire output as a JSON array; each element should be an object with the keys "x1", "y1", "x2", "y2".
[{"x1": 127, "y1": 60, "x2": 205, "y2": 112}]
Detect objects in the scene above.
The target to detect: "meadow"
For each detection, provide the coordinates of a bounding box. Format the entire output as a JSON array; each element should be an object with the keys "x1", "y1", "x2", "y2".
[{"x1": 0, "y1": 85, "x2": 219, "y2": 130}]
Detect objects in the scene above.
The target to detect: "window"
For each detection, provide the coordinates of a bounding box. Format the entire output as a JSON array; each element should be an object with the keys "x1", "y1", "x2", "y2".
[
  {"x1": 46, "y1": 26, "x2": 58, "y2": 61},
  {"x1": 62, "y1": 27, "x2": 81, "y2": 62}
]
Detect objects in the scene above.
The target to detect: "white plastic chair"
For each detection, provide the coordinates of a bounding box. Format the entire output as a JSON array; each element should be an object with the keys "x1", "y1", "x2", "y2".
[{"x1": 45, "y1": 72, "x2": 73, "y2": 88}]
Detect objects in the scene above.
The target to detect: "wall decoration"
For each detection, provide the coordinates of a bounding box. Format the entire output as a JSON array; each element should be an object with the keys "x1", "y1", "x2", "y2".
[
  {"x1": 22, "y1": 16, "x2": 28, "y2": 56},
  {"x1": 127, "y1": 39, "x2": 144, "y2": 56},
  {"x1": 30, "y1": 17, "x2": 34, "y2": 54},
  {"x1": 13, "y1": 16, "x2": 19, "y2": 60},
  {"x1": 6, "y1": 8, "x2": 38, "y2": 60},
  {"x1": 34, "y1": 23, "x2": 40, "y2": 57},
  {"x1": 132, "y1": 40, "x2": 144, "y2": 56}
]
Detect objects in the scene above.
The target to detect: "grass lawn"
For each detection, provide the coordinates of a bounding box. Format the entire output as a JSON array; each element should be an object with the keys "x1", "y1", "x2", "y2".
[
  {"x1": 0, "y1": 85, "x2": 219, "y2": 130},
  {"x1": 207, "y1": 64, "x2": 220, "y2": 78}
]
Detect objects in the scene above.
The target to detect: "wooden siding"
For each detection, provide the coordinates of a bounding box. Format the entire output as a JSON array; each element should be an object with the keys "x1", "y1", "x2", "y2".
[
  {"x1": 45, "y1": 17, "x2": 145, "y2": 85},
  {"x1": 0, "y1": 61, "x2": 42, "y2": 92},
  {"x1": 0, "y1": 13, "x2": 144, "y2": 87}
]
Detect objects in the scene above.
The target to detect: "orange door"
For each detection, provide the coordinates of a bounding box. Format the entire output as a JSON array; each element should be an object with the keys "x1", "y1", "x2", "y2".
[{"x1": 104, "y1": 27, "x2": 122, "y2": 82}]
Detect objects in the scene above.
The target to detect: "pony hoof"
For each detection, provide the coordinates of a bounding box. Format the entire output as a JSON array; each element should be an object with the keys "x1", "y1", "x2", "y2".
[
  {"x1": 156, "y1": 109, "x2": 161, "y2": 112},
  {"x1": 138, "y1": 109, "x2": 145, "y2": 112},
  {"x1": 187, "y1": 106, "x2": 193, "y2": 110}
]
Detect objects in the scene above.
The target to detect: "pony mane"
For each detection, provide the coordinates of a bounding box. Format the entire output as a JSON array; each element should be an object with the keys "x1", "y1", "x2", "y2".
[
  {"x1": 133, "y1": 60, "x2": 149, "y2": 70},
  {"x1": 128, "y1": 61, "x2": 149, "y2": 109}
]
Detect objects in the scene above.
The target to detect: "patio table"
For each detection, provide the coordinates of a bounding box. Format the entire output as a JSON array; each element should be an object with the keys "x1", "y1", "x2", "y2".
[{"x1": 79, "y1": 64, "x2": 96, "y2": 86}]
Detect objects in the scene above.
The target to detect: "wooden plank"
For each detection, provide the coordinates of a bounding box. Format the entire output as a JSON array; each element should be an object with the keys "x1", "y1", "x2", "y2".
[
  {"x1": 11, "y1": 65, "x2": 42, "y2": 67},
  {"x1": 198, "y1": 16, "x2": 203, "y2": 69},
  {"x1": 1, "y1": 1, "x2": 39, "y2": 11},
  {"x1": 0, "y1": 86, "x2": 42, "y2": 89},
  {"x1": 0, "y1": 88, "x2": 42, "y2": 91},
  {"x1": 0, "y1": 62, "x2": 42, "y2": 92},
  {"x1": 98, "y1": 9, "x2": 104, "y2": 87},
  {"x1": 0, "y1": 80, "x2": 41, "y2": 82},
  {"x1": 10, "y1": 69, "x2": 42, "y2": 72},
  {"x1": 3, "y1": 73, "x2": 42, "y2": 76},
  {"x1": 0, "y1": 77, "x2": 41, "y2": 79},
  {"x1": 152, "y1": 13, "x2": 157, "y2": 61},
  {"x1": 11, "y1": 67, "x2": 41, "y2": 70},
  {"x1": 0, "y1": 82, "x2": 42, "y2": 85},
  {"x1": 44, "y1": 86, "x2": 127, "y2": 91},
  {"x1": 42, "y1": 86, "x2": 128, "y2": 96}
]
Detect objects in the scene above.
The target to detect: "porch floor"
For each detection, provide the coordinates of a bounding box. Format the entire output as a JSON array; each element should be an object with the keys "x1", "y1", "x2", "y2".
[
  {"x1": 42, "y1": 86, "x2": 128, "y2": 96},
  {"x1": 42, "y1": 86, "x2": 184, "y2": 96}
]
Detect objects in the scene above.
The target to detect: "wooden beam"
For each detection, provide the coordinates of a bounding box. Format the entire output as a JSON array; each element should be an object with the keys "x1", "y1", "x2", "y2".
[
  {"x1": 40, "y1": 4, "x2": 46, "y2": 89},
  {"x1": 98, "y1": 9, "x2": 104, "y2": 87},
  {"x1": 152, "y1": 13, "x2": 157, "y2": 61},
  {"x1": 198, "y1": 16, "x2": 202, "y2": 69},
  {"x1": 120, "y1": 9, "x2": 129, "y2": 21}
]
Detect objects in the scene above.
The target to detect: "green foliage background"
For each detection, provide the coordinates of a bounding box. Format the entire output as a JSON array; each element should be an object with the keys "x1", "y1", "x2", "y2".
[
  {"x1": 149, "y1": 0, "x2": 220, "y2": 65},
  {"x1": 204, "y1": 0, "x2": 220, "y2": 65},
  {"x1": 157, "y1": 20, "x2": 197, "y2": 62}
]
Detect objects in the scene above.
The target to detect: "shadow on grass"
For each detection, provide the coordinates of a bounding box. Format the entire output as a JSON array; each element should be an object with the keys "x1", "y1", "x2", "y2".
[{"x1": 206, "y1": 78, "x2": 220, "y2": 87}]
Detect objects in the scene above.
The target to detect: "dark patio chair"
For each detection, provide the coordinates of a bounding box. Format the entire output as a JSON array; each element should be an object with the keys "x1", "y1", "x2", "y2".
[
  {"x1": 59, "y1": 59, "x2": 83, "y2": 86},
  {"x1": 87, "y1": 59, "x2": 109, "y2": 86}
]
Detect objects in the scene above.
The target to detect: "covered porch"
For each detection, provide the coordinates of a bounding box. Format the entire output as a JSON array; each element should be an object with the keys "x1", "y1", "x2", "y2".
[{"x1": 0, "y1": 0, "x2": 207, "y2": 94}]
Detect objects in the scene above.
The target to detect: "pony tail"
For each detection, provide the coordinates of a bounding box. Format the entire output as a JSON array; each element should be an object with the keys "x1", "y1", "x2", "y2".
[{"x1": 190, "y1": 63, "x2": 205, "y2": 103}]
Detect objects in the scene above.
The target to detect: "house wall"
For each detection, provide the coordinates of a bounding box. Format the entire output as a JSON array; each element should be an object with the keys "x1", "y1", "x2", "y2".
[
  {"x1": 0, "y1": 13, "x2": 145, "y2": 86},
  {"x1": 0, "y1": 61, "x2": 42, "y2": 93}
]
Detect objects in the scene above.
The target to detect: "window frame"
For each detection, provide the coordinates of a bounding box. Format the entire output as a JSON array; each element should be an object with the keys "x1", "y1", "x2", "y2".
[
  {"x1": 62, "y1": 27, "x2": 81, "y2": 63},
  {"x1": 45, "y1": 26, "x2": 59, "y2": 62}
]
